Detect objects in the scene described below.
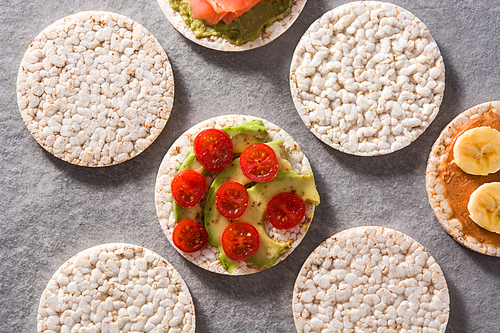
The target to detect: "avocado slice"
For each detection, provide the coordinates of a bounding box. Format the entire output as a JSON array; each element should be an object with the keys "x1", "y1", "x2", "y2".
[
  {"x1": 203, "y1": 158, "x2": 247, "y2": 273},
  {"x1": 172, "y1": 151, "x2": 205, "y2": 224},
  {"x1": 203, "y1": 140, "x2": 292, "y2": 240},
  {"x1": 222, "y1": 119, "x2": 268, "y2": 153},
  {"x1": 178, "y1": 151, "x2": 205, "y2": 174},
  {"x1": 203, "y1": 140, "x2": 304, "y2": 273}
]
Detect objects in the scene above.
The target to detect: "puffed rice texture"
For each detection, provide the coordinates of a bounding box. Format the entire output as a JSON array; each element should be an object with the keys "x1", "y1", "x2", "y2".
[
  {"x1": 290, "y1": 1, "x2": 445, "y2": 156},
  {"x1": 17, "y1": 11, "x2": 174, "y2": 166},
  {"x1": 37, "y1": 243, "x2": 195, "y2": 333},
  {"x1": 293, "y1": 226, "x2": 449, "y2": 333}
]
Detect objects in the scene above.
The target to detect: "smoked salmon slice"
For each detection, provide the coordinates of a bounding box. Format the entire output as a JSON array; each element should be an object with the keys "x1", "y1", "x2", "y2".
[
  {"x1": 190, "y1": 0, "x2": 226, "y2": 25},
  {"x1": 205, "y1": 0, "x2": 262, "y2": 13},
  {"x1": 190, "y1": 0, "x2": 262, "y2": 25},
  {"x1": 221, "y1": 5, "x2": 256, "y2": 25}
]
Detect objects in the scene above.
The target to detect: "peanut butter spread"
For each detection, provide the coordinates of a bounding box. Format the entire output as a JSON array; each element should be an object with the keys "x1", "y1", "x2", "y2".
[{"x1": 442, "y1": 110, "x2": 500, "y2": 246}]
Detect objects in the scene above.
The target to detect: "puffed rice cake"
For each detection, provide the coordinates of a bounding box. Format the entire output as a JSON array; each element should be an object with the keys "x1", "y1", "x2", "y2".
[
  {"x1": 426, "y1": 101, "x2": 500, "y2": 256},
  {"x1": 17, "y1": 11, "x2": 174, "y2": 167},
  {"x1": 37, "y1": 243, "x2": 195, "y2": 332},
  {"x1": 155, "y1": 114, "x2": 318, "y2": 275},
  {"x1": 157, "y1": 0, "x2": 307, "y2": 51},
  {"x1": 293, "y1": 226, "x2": 449, "y2": 333},
  {"x1": 290, "y1": 1, "x2": 445, "y2": 156}
]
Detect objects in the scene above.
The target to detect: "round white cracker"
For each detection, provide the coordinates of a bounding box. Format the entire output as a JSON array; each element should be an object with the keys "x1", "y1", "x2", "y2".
[
  {"x1": 290, "y1": 1, "x2": 445, "y2": 156},
  {"x1": 293, "y1": 226, "x2": 450, "y2": 333},
  {"x1": 17, "y1": 11, "x2": 174, "y2": 167},
  {"x1": 157, "y1": 0, "x2": 307, "y2": 52},
  {"x1": 155, "y1": 115, "x2": 317, "y2": 275},
  {"x1": 426, "y1": 101, "x2": 500, "y2": 256},
  {"x1": 37, "y1": 243, "x2": 195, "y2": 332}
]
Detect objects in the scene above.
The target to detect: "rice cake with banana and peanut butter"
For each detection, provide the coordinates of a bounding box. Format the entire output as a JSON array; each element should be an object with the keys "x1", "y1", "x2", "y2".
[{"x1": 426, "y1": 101, "x2": 500, "y2": 256}]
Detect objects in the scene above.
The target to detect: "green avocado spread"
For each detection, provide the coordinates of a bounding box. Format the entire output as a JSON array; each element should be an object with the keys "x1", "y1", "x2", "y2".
[{"x1": 170, "y1": 0, "x2": 293, "y2": 45}]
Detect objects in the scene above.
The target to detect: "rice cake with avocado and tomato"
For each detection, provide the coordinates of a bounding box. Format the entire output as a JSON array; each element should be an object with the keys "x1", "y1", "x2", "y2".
[
  {"x1": 426, "y1": 101, "x2": 500, "y2": 256},
  {"x1": 157, "y1": 0, "x2": 307, "y2": 51},
  {"x1": 155, "y1": 115, "x2": 320, "y2": 275},
  {"x1": 17, "y1": 11, "x2": 174, "y2": 167}
]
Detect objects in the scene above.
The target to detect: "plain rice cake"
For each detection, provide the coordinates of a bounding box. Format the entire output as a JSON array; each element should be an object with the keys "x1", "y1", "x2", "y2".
[
  {"x1": 17, "y1": 11, "x2": 174, "y2": 167},
  {"x1": 293, "y1": 226, "x2": 449, "y2": 333},
  {"x1": 37, "y1": 243, "x2": 195, "y2": 332},
  {"x1": 290, "y1": 1, "x2": 445, "y2": 156}
]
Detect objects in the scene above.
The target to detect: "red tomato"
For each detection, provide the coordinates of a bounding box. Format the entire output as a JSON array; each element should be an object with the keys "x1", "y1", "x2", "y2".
[
  {"x1": 266, "y1": 192, "x2": 306, "y2": 230},
  {"x1": 193, "y1": 128, "x2": 233, "y2": 172},
  {"x1": 172, "y1": 219, "x2": 208, "y2": 253},
  {"x1": 215, "y1": 182, "x2": 249, "y2": 219},
  {"x1": 221, "y1": 221, "x2": 260, "y2": 261},
  {"x1": 239, "y1": 143, "x2": 279, "y2": 182},
  {"x1": 171, "y1": 169, "x2": 207, "y2": 208}
]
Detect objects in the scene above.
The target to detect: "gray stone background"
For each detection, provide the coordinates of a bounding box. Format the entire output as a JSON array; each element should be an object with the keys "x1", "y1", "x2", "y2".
[{"x1": 1, "y1": 0, "x2": 499, "y2": 332}]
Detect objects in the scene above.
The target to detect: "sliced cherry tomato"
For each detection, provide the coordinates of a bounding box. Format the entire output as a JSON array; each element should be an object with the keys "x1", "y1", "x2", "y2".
[
  {"x1": 193, "y1": 128, "x2": 233, "y2": 172},
  {"x1": 266, "y1": 192, "x2": 306, "y2": 230},
  {"x1": 172, "y1": 219, "x2": 208, "y2": 253},
  {"x1": 221, "y1": 221, "x2": 260, "y2": 261},
  {"x1": 239, "y1": 143, "x2": 279, "y2": 182},
  {"x1": 215, "y1": 182, "x2": 249, "y2": 219},
  {"x1": 171, "y1": 169, "x2": 207, "y2": 208}
]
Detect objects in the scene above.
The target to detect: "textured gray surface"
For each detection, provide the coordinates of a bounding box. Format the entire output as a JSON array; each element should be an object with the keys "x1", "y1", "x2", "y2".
[{"x1": 1, "y1": 0, "x2": 499, "y2": 332}]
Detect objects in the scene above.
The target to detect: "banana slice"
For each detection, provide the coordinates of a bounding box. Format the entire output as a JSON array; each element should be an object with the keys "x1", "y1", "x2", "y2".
[
  {"x1": 468, "y1": 182, "x2": 500, "y2": 234},
  {"x1": 453, "y1": 126, "x2": 500, "y2": 175}
]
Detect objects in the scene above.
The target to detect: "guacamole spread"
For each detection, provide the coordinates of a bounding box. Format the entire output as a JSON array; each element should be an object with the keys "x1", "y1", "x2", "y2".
[{"x1": 170, "y1": 0, "x2": 293, "y2": 45}]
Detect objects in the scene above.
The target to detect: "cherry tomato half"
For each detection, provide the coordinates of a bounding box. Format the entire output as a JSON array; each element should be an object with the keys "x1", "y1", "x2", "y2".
[
  {"x1": 215, "y1": 182, "x2": 249, "y2": 219},
  {"x1": 221, "y1": 221, "x2": 260, "y2": 261},
  {"x1": 171, "y1": 169, "x2": 207, "y2": 208},
  {"x1": 266, "y1": 192, "x2": 306, "y2": 230},
  {"x1": 239, "y1": 143, "x2": 279, "y2": 182},
  {"x1": 194, "y1": 128, "x2": 233, "y2": 172},
  {"x1": 172, "y1": 219, "x2": 208, "y2": 253}
]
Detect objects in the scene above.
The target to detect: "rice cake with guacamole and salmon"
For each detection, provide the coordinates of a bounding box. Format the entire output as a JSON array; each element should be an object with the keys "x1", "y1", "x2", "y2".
[
  {"x1": 155, "y1": 115, "x2": 320, "y2": 275},
  {"x1": 157, "y1": 0, "x2": 307, "y2": 51}
]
